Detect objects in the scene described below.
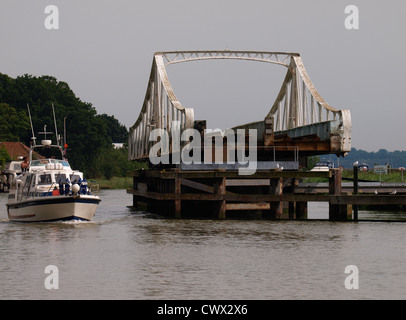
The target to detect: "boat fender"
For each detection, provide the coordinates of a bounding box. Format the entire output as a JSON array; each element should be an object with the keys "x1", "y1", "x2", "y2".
[{"x1": 72, "y1": 183, "x2": 80, "y2": 195}]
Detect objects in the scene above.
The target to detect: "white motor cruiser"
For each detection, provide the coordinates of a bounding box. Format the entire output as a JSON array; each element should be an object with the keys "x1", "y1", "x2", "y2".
[{"x1": 6, "y1": 139, "x2": 101, "y2": 222}]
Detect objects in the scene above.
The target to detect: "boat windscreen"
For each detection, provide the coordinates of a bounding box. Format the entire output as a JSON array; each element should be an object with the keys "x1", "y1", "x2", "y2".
[
  {"x1": 55, "y1": 173, "x2": 67, "y2": 183},
  {"x1": 70, "y1": 174, "x2": 81, "y2": 183},
  {"x1": 58, "y1": 160, "x2": 70, "y2": 167},
  {"x1": 38, "y1": 174, "x2": 52, "y2": 185},
  {"x1": 31, "y1": 160, "x2": 49, "y2": 167}
]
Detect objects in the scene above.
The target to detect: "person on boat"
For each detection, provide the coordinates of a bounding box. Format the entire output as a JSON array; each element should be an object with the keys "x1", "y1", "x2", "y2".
[
  {"x1": 64, "y1": 178, "x2": 70, "y2": 195},
  {"x1": 52, "y1": 186, "x2": 60, "y2": 196},
  {"x1": 59, "y1": 179, "x2": 64, "y2": 194},
  {"x1": 21, "y1": 157, "x2": 29, "y2": 172}
]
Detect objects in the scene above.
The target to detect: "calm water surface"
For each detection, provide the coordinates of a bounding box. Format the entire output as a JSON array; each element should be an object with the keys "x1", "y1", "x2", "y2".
[{"x1": 1, "y1": 190, "x2": 406, "y2": 300}]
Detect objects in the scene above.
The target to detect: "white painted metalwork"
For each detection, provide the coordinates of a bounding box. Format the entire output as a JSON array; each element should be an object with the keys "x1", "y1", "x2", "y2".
[
  {"x1": 160, "y1": 50, "x2": 295, "y2": 67},
  {"x1": 265, "y1": 55, "x2": 351, "y2": 152},
  {"x1": 129, "y1": 51, "x2": 351, "y2": 160},
  {"x1": 267, "y1": 55, "x2": 341, "y2": 129},
  {"x1": 128, "y1": 53, "x2": 195, "y2": 160}
]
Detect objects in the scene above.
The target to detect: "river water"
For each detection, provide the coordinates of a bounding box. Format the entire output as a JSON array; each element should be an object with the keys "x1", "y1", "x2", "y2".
[{"x1": 1, "y1": 189, "x2": 406, "y2": 300}]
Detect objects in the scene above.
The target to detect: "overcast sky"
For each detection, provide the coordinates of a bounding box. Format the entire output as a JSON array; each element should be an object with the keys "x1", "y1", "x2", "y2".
[{"x1": 0, "y1": 0, "x2": 405, "y2": 151}]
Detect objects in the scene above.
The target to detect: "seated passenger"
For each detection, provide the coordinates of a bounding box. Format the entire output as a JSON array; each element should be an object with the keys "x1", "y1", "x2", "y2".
[
  {"x1": 21, "y1": 157, "x2": 29, "y2": 172},
  {"x1": 52, "y1": 186, "x2": 60, "y2": 196}
]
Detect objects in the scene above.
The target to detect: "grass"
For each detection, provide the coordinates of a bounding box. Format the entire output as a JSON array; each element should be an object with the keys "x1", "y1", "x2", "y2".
[
  {"x1": 90, "y1": 176, "x2": 133, "y2": 189},
  {"x1": 304, "y1": 169, "x2": 406, "y2": 183},
  {"x1": 342, "y1": 169, "x2": 406, "y2": 183}
]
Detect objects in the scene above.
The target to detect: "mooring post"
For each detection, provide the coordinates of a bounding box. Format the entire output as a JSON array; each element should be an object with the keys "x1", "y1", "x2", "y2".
[
  {"x1": 353, "y1": 165, "x2": 358, "y2": 220},
  {"x1": 288, "y1": 201, "x2": 296, "y2": 219},
  {"x1": 329, "y1": 168, "x2": 352, "y2": 220},
  {"x1": 174, "y1": 171, "x2": 181, "y2": 218},
  {"x1": 288, "y1": 178, "x2": 296, "y2": 219},
  {"x1": 288, "y1": 178, "x2": 307, "y2": 219},
  {"x1": 296, "y1": 201, "x2": 308, "y2": 219},
  {"x1": 132, "y1": 176, "x2": 138, "y2": 209},
  {"x1": 269, "y1": 177, "x2": 283, "y2": 219},
  {"x1": 215, "y1": 177, "x2": 226, "y2": 219},
  {"x1": 329, "y1": 169, "x2": 339, "y2": 220}
]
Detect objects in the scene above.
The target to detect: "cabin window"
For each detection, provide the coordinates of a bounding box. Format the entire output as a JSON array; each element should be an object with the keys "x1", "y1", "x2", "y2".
[
  {"x1": 30, "y1": 175, "x2": 36, "y2": 188},
  {"x1": 70, "y1": 174, "x2": 81, "y2": 183},
  {"x1": 11, "y1": 163, "x2": 22, "y2": 171},
  {"x1": 31, "y1": 160, "x2": 49, "y2": 167},
  {"x1": 24, "y1": 174, "x2": 33, "y2": 191},
  {"x1": 38, "y1": 174, "x2": 52, "y2": 185},
  {"x1": 55, "y1": 173, "x2": 67, "y2": 183},
  {"x1": 58, "y1": 160, "x2": 70, "y2": 167}
]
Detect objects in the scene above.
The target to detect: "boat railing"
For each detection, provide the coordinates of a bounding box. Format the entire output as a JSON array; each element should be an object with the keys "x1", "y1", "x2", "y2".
[
  {"x1": 47, "y1": 182, "x2": 59, "y2": 195},
  {"x1": 16, "y1": 180, "x2": 100, "y2": 200},
  {"x1": 88, "y1": 182, "x2": 100, "y2": 196},
  {"x1": 47, "y1": 181, "x2": 100, "y2": 197}
]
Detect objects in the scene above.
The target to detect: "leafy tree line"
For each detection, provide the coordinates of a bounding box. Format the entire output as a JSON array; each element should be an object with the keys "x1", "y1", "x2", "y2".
[
  {"x1": 310, "y1": 148, "x2": 406, "y2": 169},
  {"x1": 340, "y1": 148, "x2": 406, "y2": 169},
  {"x1": 0, "y1": 73, "x2": 143, "y2": 178}
]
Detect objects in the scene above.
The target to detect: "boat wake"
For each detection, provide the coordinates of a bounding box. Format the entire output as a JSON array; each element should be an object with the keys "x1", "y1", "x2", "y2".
[{"x1": 61, "y1": 219, "x2": 96, "y2": 225}]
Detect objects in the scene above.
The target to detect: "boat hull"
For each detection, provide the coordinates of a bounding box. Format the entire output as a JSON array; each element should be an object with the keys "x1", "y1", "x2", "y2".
[{"x1": 6, "y1": 195, "x2": 101, "y2": 222}]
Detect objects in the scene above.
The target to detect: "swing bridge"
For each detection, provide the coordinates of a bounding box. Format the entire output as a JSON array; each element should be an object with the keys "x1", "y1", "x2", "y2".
[{"x1": 128, "y1": 51, "x2": 352, "y2": 169}]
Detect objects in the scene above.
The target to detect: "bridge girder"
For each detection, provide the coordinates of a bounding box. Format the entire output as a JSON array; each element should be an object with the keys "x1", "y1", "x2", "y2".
[{"x1": 129, "y1": 51, "x2": 352, "y2": 163}]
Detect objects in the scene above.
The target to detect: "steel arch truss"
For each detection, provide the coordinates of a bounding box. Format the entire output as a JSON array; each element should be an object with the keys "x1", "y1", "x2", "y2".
[
  {"x1": 129, "y1": 51, "x2": 351, "y2": 161},
  {"x1": 267, "y1": 55, "x2": 350, "y2": 140}
]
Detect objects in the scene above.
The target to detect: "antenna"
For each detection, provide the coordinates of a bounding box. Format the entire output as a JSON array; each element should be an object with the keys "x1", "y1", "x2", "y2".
[
  {"x1": 64, "y1": 117, "x2": 67, "y2": 147},
  {"x1": 27, "y1": 103, "x2": 37, "y2": 146},
  {"x1": 38, "y1": 124, "x2": 53, "y2": 143},
  {"x1": 52, "y1": 103, "x2": 60, "y2": 145}
]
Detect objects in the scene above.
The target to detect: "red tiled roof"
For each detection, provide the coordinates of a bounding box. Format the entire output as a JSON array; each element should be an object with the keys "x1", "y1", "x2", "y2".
[{"x1": 0, "y1": 142, "x2": 43, "y2": 160}]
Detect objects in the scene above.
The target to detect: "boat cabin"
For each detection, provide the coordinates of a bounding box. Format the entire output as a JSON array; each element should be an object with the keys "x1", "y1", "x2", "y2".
[{"x1": 15, "y1": 159, "x2": 85, "y2": 198}]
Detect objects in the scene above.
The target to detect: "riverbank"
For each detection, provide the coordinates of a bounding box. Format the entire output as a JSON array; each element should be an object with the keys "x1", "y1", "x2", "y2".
[
  {"x1": 304, "y1": 169, "x2": 406, "y2": 183},
  {"x1": 92, "y1": 176, "x2": 132, "y2": 189}
]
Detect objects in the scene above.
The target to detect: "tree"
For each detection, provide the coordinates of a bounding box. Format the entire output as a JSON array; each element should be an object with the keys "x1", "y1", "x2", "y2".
[
  {"x1": 96, "y1": 114, "x2": 128, "y2": 143},
  {"x1": 307, "y1": 156, "x2": 320, "y2": 170},
  {"x1": 0, "y1": 103, "x2": 30, "y2": 141},
  {"x1": 0, "y1": 73, "x2": 117, "y2": 177},
  {"x1": 0, "y1": 146, "x2": 10, "y2": 170},
  {"x1": 0, "y1": 72, "x2": 146, "y2": 178}
]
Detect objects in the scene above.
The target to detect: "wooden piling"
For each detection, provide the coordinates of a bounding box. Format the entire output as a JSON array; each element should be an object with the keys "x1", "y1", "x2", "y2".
[
  {"x1": 127, "y1": 169, "x2": 333, "y2": 219},
  {"x1": 127, "y1": 168, "x2": 406, "y2": 220},
  {"x1": 266, "y1": 177, "x2": 283, "y2": 219},
  {"x1": 288, "y1": 201, "x2": 296, "y2": 219},
  {"x1": 296, "y1": 201, "x2": 308, "y2": 219},
  {"x1": 174, "y1": 171, "x2": 181, "y2": 218},
  {"x1": 353, "y1": 165, "x2": 359, "y2": 220},
  {"x1": 132, "y1": 176, "x2": 138, "y2": 208},
  {"x1": 329, "y1": 168, "x2": 352, "y2": 221},
  {"x1": 216, "y1": 177, "x2": 226, "y2": 219}
]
